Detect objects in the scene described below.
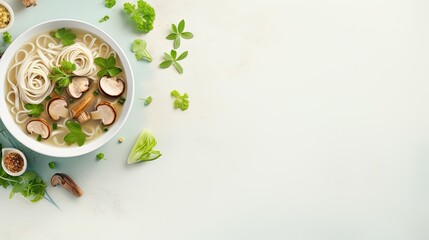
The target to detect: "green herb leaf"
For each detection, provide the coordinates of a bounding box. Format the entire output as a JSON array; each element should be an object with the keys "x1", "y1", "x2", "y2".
[
  {"x1": 118, "y1": 96, "x2": 126, "y2": 105},
  {"x1": 94, "y1": 56, "x2": 123, "y2": 77},
  {"x1": 123, "y1": 0, "x2": 156, "y2": 33},
  {"x1": 127, "y1": 129, "x2": 162, "y2": 164},
  {"x1": 0, "y1": 167, "x2": 47, "y2": 202},
  {"x1": 140, "y1": 96, "x2": 152, "y2": 106},
  {"x1": 170, "y1": 90, "x2": 189, "y2": 111},
  {"x1": 167, "y1": 19, "x2": 193, "y2": 49},
  {"x1": 24, "y1": 103, "x2": 44, "y2": 117},
  {"x1": 96, "y1": 153, "x2": 105, "y2": 160},
  {"x1": 160, "y1": 50, "x2": 187, "y2": 74},
  {"x1": 105, "y1": 0, "x2": 116, "y2": 8},
  {"x1": 52, "y1": 28, "x2": 76, "y2": 46},
  {"x1": 99, "y1": 15, "x2": 110, "y2": 23},
  {"x1": 3, "y1": 32, "x2": 12, "y2": 44},
  {"x1": 48, "y1": 162, "x2": 56, "y2": 169},
  {"x1": 48, "y1": 61, "x2": 76, "y2": 90},
  {"x1": 131, "y1": 39, "x2": 152, "y2": 62},
  {"x1": 63, "y1": 120, "x2": 86, "y2": 146}
]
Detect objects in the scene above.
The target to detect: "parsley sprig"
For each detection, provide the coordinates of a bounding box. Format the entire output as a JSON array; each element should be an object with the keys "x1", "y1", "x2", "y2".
[
  {"x1": 48, "y1": 60, "x2": 76, "y2": 94},
  {"x1": 131, "y1": 39, "x2": 152, "y2": 62},
  {"x1": 167, "y1": 20, "x2": 194, "y2": 49},
  {"x1": 24, "y1": 103, "x2": 44, "y2": 117},
  {"x1": 139, "y1": 96, "x2": 152, "y2": 106},
  {"x1": 99, "y1": 15, "x2": 110, "y2": 23},
  {"x1": 51, "y1": 28, "x2": 76, "y2": 46},
  {"x1": 171, "y1": 90, "x2": 189, "y2": 111},
  {"x1": 123, "y1": 0, "x2": 156, "y2": 33},
  {"x1": 0, "y1": 168, "x2": 47, "y2": 202},
  {"x1": 159, "y1": 50, "x2": 188, "y2": 74},
  {"x1": 63, "y1": 121, "x2": 86, "y2": 146},
  {"x1": 105, "y1": 0, "x2": 116, "y2": 8},
  {"x1": 3, "y1": 32, "x2": 12, "y2": 44},
  {"x1": 94, "y1": 56, "x2": 123, "y2": 77}
]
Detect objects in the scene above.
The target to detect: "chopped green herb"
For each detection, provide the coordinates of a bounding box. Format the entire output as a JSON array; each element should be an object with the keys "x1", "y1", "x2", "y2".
[
  {"x1": 127, "y1": 129, "x2": 162, "y2": 164},
  {"x1": 166, "y1": 20, "x2": 194, "y2": 49},
  {"x1": 0, "y1": 168, "x2": 47, "y2": 202},
  {"x1": 105, "y1": 0, "x2": 116, "y2": 8},
  {"x1": 63, "y1": 120, "x2": 86, "y2": 146},
  {"x1": 24, "y1": 103, "x2": 44, "y2": 117},
  {"x1": 103, "y1": 127, "x2": 109, "y2": 132},
  {"x1": 52, "y1": 123, "x2": 58, "y2": 130},
  {"x1": 3, "y1": 32, "x2": 12, "y2": 44},
  {"x1": 131, "y1": 39, "x2": 152, "y2": 62},
  {"x1": 37, "y1": 135, "x2": 42, "y2": 142},
  {"x1": 45, "y1": 95, "x2": 52, "y2": 101},
  {"x1": 118, "y1": 96, "x2": 126, "y2": 105},
  {"x1": 99, "y1": 15, "x2": 110, "y2": 23},
  {"x1": 48, "y1": 162, "x2": 56, "y2": 169},
  {"x1": 69, "y1": 99, "x2": 75, "y2": 104},
  {"x1": 159, "y1": 50, "x2": 188, "y2": 74},
  {"x1": 94, "y1": 56, "x2": 122, "y2": 77},
  {"x1": 93, "y1": 89, "x2": 100, "y2": 96},
  {"x1": 48, "y1": 60, "x2": 77, "y2": 93},
  {"x1": 51, "y1": 28, "x2": 76, "y2": 46},
  {"x1": 170, "y1": 90, "x2": 189, "y2": 111},
  {"x1": 123, "y1": 0, "x2": 155, "y2": 33},
  {"x1": 96, "y1": 153, "x2": 105, "y2": 160},
  {"x1": 140, "y1": 96, "x2": 152, "y2": 106}
]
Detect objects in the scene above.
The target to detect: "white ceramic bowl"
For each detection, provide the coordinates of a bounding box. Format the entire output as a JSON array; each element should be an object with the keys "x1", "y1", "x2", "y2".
[
  {"x1": 0, "y1": 1, "x2": 14, "y2": 33},
  {"x1": 1, "y1": 148, "x2": 27, "y2": 176},
  {"x1": 0, "y1": 19, "x2": 134, "y2": 157}
]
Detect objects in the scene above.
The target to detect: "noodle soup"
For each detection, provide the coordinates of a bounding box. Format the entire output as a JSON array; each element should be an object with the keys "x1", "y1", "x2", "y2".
[{"x1": 4, "y1": 28, "x2": 127, "y2": 147}]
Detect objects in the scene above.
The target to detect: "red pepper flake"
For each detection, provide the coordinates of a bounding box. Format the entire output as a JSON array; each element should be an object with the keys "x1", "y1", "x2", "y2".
[{"x1": 4, "y1": 152, "x2": 24, "y2": 173}]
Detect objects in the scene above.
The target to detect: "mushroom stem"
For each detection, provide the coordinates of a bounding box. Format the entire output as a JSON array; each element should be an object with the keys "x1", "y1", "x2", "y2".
[
  {"x1": 51, "y1": 173, "x2": 84, "y2": 197},
  {"x1": 20, "y1": 0, "x2": 37, "y2": 7},
  {"x1": 70, "y1": 93, "x2": 95, "y2": 118}
]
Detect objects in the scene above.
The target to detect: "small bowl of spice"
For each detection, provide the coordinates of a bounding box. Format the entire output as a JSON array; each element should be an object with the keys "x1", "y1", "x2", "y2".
[
  {"x1": 1, "y1": 148, "x2": 27, "y2": 176},
  {"x1": 0, "y1": 1, "x2": 13, "y2": 33}
]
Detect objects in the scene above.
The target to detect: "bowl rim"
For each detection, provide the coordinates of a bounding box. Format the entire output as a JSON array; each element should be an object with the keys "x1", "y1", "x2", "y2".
[
  {"x1": 0, "y1": 19, "x2": 135, "y2": 158},
  {"x1": 0, "y1": 1, "x2": 14, "y2": 33}
]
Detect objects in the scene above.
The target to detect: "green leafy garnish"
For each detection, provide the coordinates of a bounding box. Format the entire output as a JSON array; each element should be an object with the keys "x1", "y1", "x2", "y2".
[
  {"x1": 0, "y1": 168, "x2": 47, "y2": 202},
  {"x1": 96, "y1": 153, "x2": 105, "y2": 160},
  {"x1": 63, "y1": 120, "x2": 86, "y2": 146},
  {"x1": 127, "y1": 129, "x2": 162, "y2": 164},
  {"x1": 171, "y1": 90, "x2": 189, "y2": 111},
  {"x1": 51, "y1": 28, "x2": 76, "y2": 46},
  {"x1": 24, "y1": 103, "x2": 44, "y2": 117},
  {"x1": 37, "y1": 135, "x2": 42, "y2": 142},
  {"x1": 48, "y1": 60, "x2": 76, "y2": 92},
  {"x1": 45, "y1": 95, "x2": 52, "y2": 101},
  {"x1": 52, "y1": 123, "x2": 57, "y2": 130},
  {"x1": 105, "y1": 0, "x2": 116, "y2": 8},
  {"x1": 48, "y1": 162, "x2": 56, "y2": 169},
  {"x1": 166, "y1": 20, "x2": 193, "y2": 49},
  {"x1": 94, "y1": 56, "x2": 122, "y2": 77},
  {"x1": 3, "y1": 32, "x2": 12, "y2": 44},
  {"x1": 131, "y1": 39, "x2": 152, "y2": 62},
  {"x1": 103, "y1": 127, "x2": 109, "y2": 132},
  {"x1": 140, "y1": 96, "x2": 152, "y2": 106},
  {"x1": 99, "y1": 15, "x2": 110, "y2": 23},
  {"x1": 93, "y1": 89, "x2": 100, "y2": 96},
  {"x1": 123, "y1": 0, "x2": 156, "y2": 33},
  {"x1": 159, "y1": 50, "x2": 188, "y2": 74},
  {"x1": 118, "y1": 96, "x2": 126, "y2": 105}
]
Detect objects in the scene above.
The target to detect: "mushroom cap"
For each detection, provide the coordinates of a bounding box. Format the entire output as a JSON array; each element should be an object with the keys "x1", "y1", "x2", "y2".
[
  {"x1": 51, "y1": 173, "x2": 84, "y2": 197},
  {"x1": 67, "y1": 76, "x2": 90, "y2": 99},
  {"x1": 47, "y1": 97, "x2": 69, "y2": 121},
  {"x1": 90, "y1": 102, "x2": 116, "y2": 126},
  {"x1": 99, "y1": 76, "x2": 125, "y2": 97},
  {"x1": 26, "y1": 118, "x2": 50, "y2": 139}
]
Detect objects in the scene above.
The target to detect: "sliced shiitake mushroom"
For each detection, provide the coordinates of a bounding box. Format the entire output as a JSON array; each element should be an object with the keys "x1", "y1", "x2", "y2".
[
  {"x1": 90, "y1": 102, "x2": 116, "y2": 126},
  {"x1": 51, "y1": 173, "x2": 84, "y2": 197},
  {"x1": 47, "y1": 97, "x2": 69, "y2": 121},
  {"x1": 26, "y1": 118, "x2": 50, "y2": 139},
  {"x1": 99, "y1": 76, "x2": 125, "y2": 97},
  {"x1": 67, "y1": 77, "x2": 90, "y2": 99}
]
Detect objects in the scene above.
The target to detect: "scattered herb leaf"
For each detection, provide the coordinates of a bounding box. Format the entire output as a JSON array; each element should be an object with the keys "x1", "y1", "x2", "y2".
[
  {"x1": 3, "y1": 32, "x2": 12, "y2": 44},
  {"x1": 123, "y1": 0, "x2": 156, "y2": 33},
  {"x1": 105, "y1": 0, "x2": 116, "y2": 8},
  {"x1": 24, "y1": 103, "x2": 44, "y2": 117},
  {"x1": 0, "y1": 168, "x2": 47, "y2": 202},
  {"x1": 167, "y1": 19, "x2": 193, "y2": 49},
  {"x1": 94, "y1": 56, "x2": 122, "y2": 77},
  {"x1": 127, "y1": 129, "x2": 162, "y2": 164},
  {"x1": 96, "y1": 153, "x2": 105, "y2": 160},
  {"x1": 48, "y1": 162, "x2": 56, "y2": 169},
  {"x1": 131, "y1": 39, "x2": 152, "y2": 62},
  {"x1": 99, "y1": 15, "x2": 110, "y2": 23},
  {"x1": 139, "y1": 96, "x2": 152, "y2": 106},
  {"x1": 51, "y1": 28, "x2": 76, "y2": 46},
  {"x1": 63, "y1": 120, "x2": 86, "y2": 146},
  {"x1": 160, "y1": 50, "x2": 188, "y2": 74},
  {"x1": 171, "y1": 90, "x2": 189, "y2": 111}
]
